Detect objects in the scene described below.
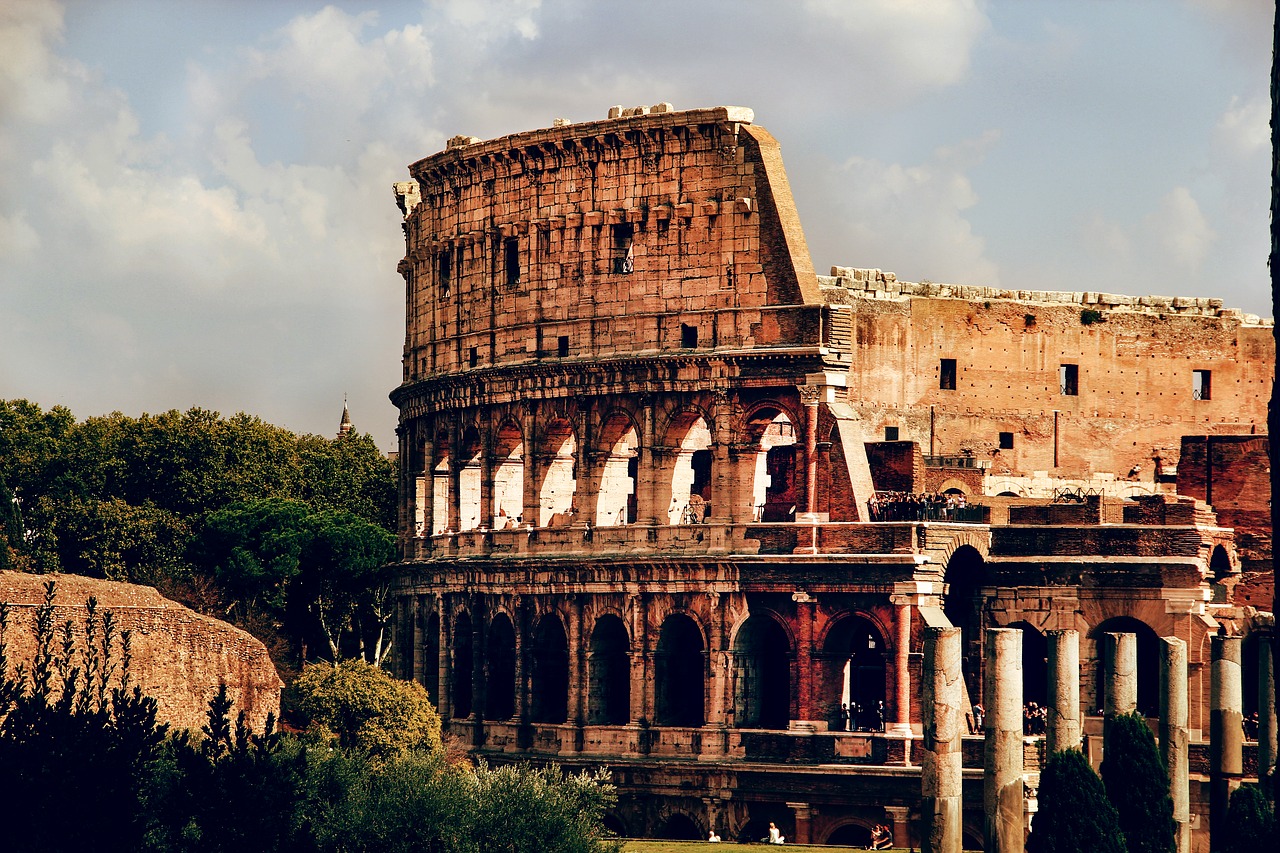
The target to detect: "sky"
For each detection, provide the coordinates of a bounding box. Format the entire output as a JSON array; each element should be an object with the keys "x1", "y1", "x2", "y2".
[{"x1": 0, "y1": 0, "x2": 1273, "y2": 450}]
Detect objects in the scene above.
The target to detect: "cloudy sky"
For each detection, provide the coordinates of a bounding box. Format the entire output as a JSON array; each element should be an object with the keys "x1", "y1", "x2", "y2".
[{"x1": 0, "y1": 0, "x2": 1272, "y2": 449}]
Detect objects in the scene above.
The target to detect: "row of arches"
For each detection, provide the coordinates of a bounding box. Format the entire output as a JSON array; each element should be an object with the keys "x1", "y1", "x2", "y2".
[{"x1": 407, "y1": 396, "x2": 866, "y2": 536}]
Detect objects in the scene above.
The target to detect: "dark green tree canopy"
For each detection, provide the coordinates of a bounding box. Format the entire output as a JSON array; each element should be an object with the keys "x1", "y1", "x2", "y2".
[
  {"x1": 1027, "y1": 748, "x2": 1126, "y2": 853},
  {"x1": 1221, "y1": 783, "x2": 1276, "y2": 853},
  {"x1": 1101, "y1": 712, "x2": 1176, "y2": 853}
]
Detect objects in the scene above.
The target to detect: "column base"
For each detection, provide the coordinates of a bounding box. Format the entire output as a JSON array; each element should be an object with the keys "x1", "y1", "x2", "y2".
[{"x1": 886, "y1": 722, "x2": 914, "y2": 737}]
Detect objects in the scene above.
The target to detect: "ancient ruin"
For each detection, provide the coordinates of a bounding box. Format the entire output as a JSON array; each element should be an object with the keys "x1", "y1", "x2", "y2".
[{"x1": 389, "y1": 104, "x2": 1275, "y2": 849}]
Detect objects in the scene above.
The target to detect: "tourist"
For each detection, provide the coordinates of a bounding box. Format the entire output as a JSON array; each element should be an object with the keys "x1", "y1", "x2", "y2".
[
  {"x1": 766, "y1": 821, "x2": 785, "y2": 844},
  {"x1": 707, "y1": 829, "x2": 720, "y2": 842}
]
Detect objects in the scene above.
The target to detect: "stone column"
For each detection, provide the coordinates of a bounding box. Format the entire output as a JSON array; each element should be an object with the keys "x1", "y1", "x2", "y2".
[
  {"x1": 793, "y1": 593, "x2": 816, "y2": 724},
  {"x1": 635, "y1": 398, "x2": 659, "y2": 525},
  {"x1": 787, "y1": 802, "x2": 813, "y2": 845},
  {"x1": 1046, "y1": 629, "x2": 1080, "y2": 754},
  {"x1": 922, "y1": 626, "x2": 963, "y2": 853},
  {"x1": 984, "y1": 627, "x2": 1024, "y2": 853},
  {"x1": 629, "y1": 594, "x2": 650, "y2": 724},
  {"x1": 1210, "y1": 633, "x2": 1243, "y2": 851},
  {"x1": 1259, "y1": 635, "x2": 1276, "y2": 796},
  {"x1": 521, "y1": 409, "x2": 538, "y2": 525},
  {"x1": 436, "y1": 597, "x2": 451, "y2": 720},
  {"x1": 478, "y1": 420, "x2": 494, "y2": 529},
  {"x1": 885, "y1": 806, "x2": 912, "y2": 850},
  {"x1": 421, "y1": 427, "x2": 436, "y2": 537},
  {"x1": 410, "y1": 596, "x2": 425, "y2": 685},
  {"x1": 803, "y1": 398, "x2": 819, "y2": 514},
  {"x1": 888, "y1": 595, "x2": 913, "y2": 737},
  {"x1": 1159, "y1": 637, "x2": 1190, "y2": 853},
  {"x1": 567, "y1": 597, "x2": 584, "y2": 726},
  {"x1": 1103, "y1": 631, "x2": 1137, "y2": 742}
]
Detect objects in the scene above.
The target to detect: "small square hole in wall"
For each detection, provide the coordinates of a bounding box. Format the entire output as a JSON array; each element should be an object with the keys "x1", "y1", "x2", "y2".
[
  {"x1": 681, "y1": 324, "x2": 698, "y2": 348},
  {"x1": 884, "y1": 426, "x2": 899, "y2": 441},
  {"x1": 999, "y1": 431, "x2": 1014, "y2": 450},
  {"x1": 468, "y1": 347, "x2": 478, "y2": 368},
  {"x1": 557, "y1": 335, "x2": 569, "y2": 357}
]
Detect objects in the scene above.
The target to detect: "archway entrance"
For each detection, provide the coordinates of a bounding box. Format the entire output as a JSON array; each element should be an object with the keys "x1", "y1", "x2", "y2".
[
  {"x1": 943, "y1": 545, "x2": 987, "y2": 704},
  {"x1": 492, "y1": 421, "x2": 524, "y2": 527},
  {"x1": 748, "y1": 409, "x2": 798, "y2": 522},
  {"x1": 1090, "y1": 616, "x2": 1160, "y2": 716},
  {"x1": 530, "y1": 614, "x2": 569, "y2": 723},
  {"x1": 824, "y1": 615, "x2": 887, "y2": 731},
  {"x1": 538, "y1": 418, "x2": 577, "y2": 527},
  {"x1": 485, "y1": 613, "x2": 516, "y2": 721},
  {"x1": 1008, "y1": 620, "x2": 1048, "y2": 707},
  {"x1": 594, "y1": 413, "x2": 638, "y2": 526},
  {"x1": 588, "y1": 614, "x2": 631, "y2": 725},
  {"x1": 452, "y1": 611, "x2": 473, "y2": 719},
  {"x1": 655, "y1": 614, "x2": 705, "y2": 727},
  {"x1": 664, "y1": 413, "x2": 712, "y2": 524},
  {"x1": 732, "y1": 614, "x2": 791, "y2": 729}
]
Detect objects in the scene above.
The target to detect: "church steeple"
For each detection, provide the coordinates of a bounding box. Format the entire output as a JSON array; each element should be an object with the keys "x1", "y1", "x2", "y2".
[{"x1": 338, "y1": 395, "x2": 353, "y2": 438}]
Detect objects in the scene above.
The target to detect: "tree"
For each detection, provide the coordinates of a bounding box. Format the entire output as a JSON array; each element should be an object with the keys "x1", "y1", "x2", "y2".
[
  {"x1": 470, "y1": 762, "x2": 624, "y2": 853},
  {"x1": 0, "y1": 472, "x2": 21, "y2": 569},
  {"x1": 287, "y1": 658, "x2": 442, "y2": 758},
  {"x1": 1101, "y1": 712, "x2": 1176, "y2": 853},
  {"x1": 1027, "y1": 749, "x2": 1126, "y2": 853},
  {"x1": 1221, "y1": 783, "x2": 1276, "y2": 853}
]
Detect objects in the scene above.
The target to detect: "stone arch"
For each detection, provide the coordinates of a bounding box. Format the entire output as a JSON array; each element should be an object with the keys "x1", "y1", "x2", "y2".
[
  {"x1": 1089, "y1": 616, "x2": 1161, "y2": 717},
  {"x1": 731, "y1": 611, "x2": 792, "y2": 729},
  {"x1": 987, "y1": 477, "x2": 1024, "y2": 497},
  {"x1": 452, "y1": 609, "x2": 473, "y2": 719},
  {"x1": 588, "y1": 613, "x2": 631, "y2": 725},
  {"x1": 1210, "y1": 544, "x2": 1233, "y2": 581},
  {"x1": 537, "y1": 417, "x2": 578, "y2": 527},
  {"x1": 458, "y1": 424, "x2": 483, "y2": 530},
  {"x1": 742, "y1": 403, "x2": 800, "y2": 522},
  {"x1": 822, "y1": 612, "x2": 889, "y2": 731},
  {"x1": 592, "y1": 409, "x2": 639, "y2": 526},
  {"x1": 432, "y1": 426, "x2": 452, "y2": 535},
  {"x1": 1007, "y1": 620, "x2": 1049, "y2": 707},
  {"x1": 660, "y1": 409, "x2": 713, "y2": 525},
  {"x1": 484, "y1": 611, "x2": 516, "y2": 721},
  {"x1": 529, "y1": 612, "x2": 569, "y2": 723},
  {"x1": 654, "y1": 612, "x2": 706, "y2": 727},
  {"x1": 657, "y1": 813, "x2": 702, "y2": 840},
  {"x1": 825, "y1": 822, "x2": 874, "y2": 847},
  {"x1": 943, "y1": 544, "x2": 988, "y2": 702},
  {"x1": 936, "y1": 478, "x2": 971, "y2": 495},
  {"x1": 492, "y1": 419, "x2": 524, "y2": 527}
]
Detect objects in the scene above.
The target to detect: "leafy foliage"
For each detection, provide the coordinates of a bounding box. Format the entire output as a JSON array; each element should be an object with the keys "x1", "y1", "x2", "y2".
[
  {"x1": 1027, "y1": 748, "x2": 1126, "y2": 853},
  {"x1": 1220, "y1": 783, "x2": 1275, "y2": 853},
  {"x1": 1101, "y1": 712, "x2": 1175, "y2": 853},
  {"x1": 287, "y1": 658, "x2": 442, "y2": 757}
]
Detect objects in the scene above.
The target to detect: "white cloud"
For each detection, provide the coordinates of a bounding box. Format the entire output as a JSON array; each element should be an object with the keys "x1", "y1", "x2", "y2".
[
  {"x1": 1213, "y1": 94, "x2": 1269, "y2": 160},
  {"x1": 1079, "y1": 186, "x2": 1217, "y2": 284}
]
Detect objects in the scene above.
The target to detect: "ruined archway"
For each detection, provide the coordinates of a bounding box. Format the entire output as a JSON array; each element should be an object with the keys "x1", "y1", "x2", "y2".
[
  {"x1": 452, "y1": 610, "x2": 473, "y2": 719},
  {"x1": 1008, "y1": 620, "x2": 1048, "y2": 707},
  {"x1": 588, "y1": 614, "x2": 631, "y2": 725},
  {"x1": 823, "y1": 614, "x2": 888, "y2": 731},
  {"x1": 732, "y1": 613, "x2": 791, "y2": 729},
  {"x1": 492, "y1": 420, "x2": 524, "y2": 527},
  {"x1": 943, "y1": 544, "x2": 988, "y2": 703},
  {"x1": 594, "y1": 412, "x2": 638, "y2": 526},
  {"x1": 432, "y1": 427, "x2": 451, "y2": 535},
  {"x1": 529, "y1": 613, "x2": 569, "y2": 723},
  {"x1": 538, "y1": 418, "x2": 578, "y2": 527},
  {"x1": 747, "y1": 407, "x2": 798, "y2": 522},
  {"x1": 658, "y1": 814, "x2": 702, "y2": 840},
  {"x1": 1210, "y1": 544, "x2": 1232, "y2": 582},
  {"x1": 485, "y1": 612, "x2": 516, "y2": 721},
  {"x1": 663, "y1": 411, "x2": 712, "y2": 524},
  {"x1": 826, "y1": 823, "x2": 874, "y2": 847},
  {"x1": 655, "y1": 613, "x2": 705, "y2": 727},
  {"x1": 458, "y1": 425, "x2": 482, "y2": 530},
  {"x1": 1090, "y1": 616, "x2": 1160, "y2": 717}
]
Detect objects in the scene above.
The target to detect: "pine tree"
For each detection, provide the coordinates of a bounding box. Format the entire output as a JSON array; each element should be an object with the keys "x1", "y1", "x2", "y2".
[
  {"x1": 1101, "y1": 711, "x2": 1176, "y2": 853},
  {"x1": 1221, "y1": 784, "x2": 1275, "y2": 853},
  {"x1": 1027, "y1": 748, "x2": 1126, "y2": 853}
]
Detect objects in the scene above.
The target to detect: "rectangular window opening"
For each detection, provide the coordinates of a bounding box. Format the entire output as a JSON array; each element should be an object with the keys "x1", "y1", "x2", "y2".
[
  {"x1": 999, "y1": 431, "x2": 1014, "y2": 450},
  {"x1": 504, "y1": 237, "x2": 520, "y2": 287},
  {"x1": 1060, "y1": 363, "x2": 1078, "y2": 396},
  {"x1": 438, "y1": 250, "x2": 451, "y2": 297},
  {"x1": 557, "y1": 335, "x2": 569, "y2": 358},
  {"x1": 612, "y1": 223, "x2": 634, "y2": 274},
  {"x1": 884, "y1": 426, "x2": 900, "y2": 441},
  {"x1": 681, "y1": 323, "x2": 698, "y2": 349},
  {"x1": 468, "y1": 347, "x2": 478, "y2": 368},
  {"x1": 1193, "y1": 369, "x2": 1211, "y2": 400},
  {"x1": 940, "y1": 358, "x2": 957, "y2": 390}
]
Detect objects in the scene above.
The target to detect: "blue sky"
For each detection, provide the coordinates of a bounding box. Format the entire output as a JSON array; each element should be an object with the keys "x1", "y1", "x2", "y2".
[{"x1": 0, "y1": 0, "x2": 1272, "y2": 449}]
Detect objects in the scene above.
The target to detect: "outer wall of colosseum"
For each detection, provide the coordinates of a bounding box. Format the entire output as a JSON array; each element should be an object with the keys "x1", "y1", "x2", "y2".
[
  {"x1": 389, "y1": 105, "x2": 1273, "y2": 850},
  {"x1": 0, "y1": 572, "x2": 282, "y2": 732}
]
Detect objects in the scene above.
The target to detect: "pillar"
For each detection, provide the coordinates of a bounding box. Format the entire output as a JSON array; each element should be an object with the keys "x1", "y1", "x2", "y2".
[
  {"x1": 803, "y1": 398, "x2": 819, "y2": 514},
  {"x1": 1103, "y1": 631, "x2": 1137, "y2": 742},
  {"x1": 636, "y1": 397, "x2": 659, "y2": 525},
  {"x1": 411, "y1": 596, "x2": 426, "y2": 685},
  {"x1": 794, "y1": 593, "x2": 816, "y2": 724},
  {"x1": 984, "y1": 627, "x2": 1024, "y2": 853},
  {"x1": 787, "y1": 802, "x2": 813, "y2": 845},
  {"x1": 1210, "y1": 633, "x2": 1243, "y2": 851},
  {"x1": 478, "y1": 419, "x2": 494, "y2": 529},
  {"x1": 629, "y1": 594, "x2": 649, "y2": 724},
  {"x1": 922, "y1": 626, "x2": 963, "y2": 853},
  {"x1": 888, "y1": 595, "x2": 913, "y2": 737},
  {"x1": 1045, "y1": 629, "x2": 1080, "y2": 754},
  {"x1": 1159, "y1": 637, "x2": 1190, "y2": 853},
  {"x1": 885, "y1": 806, "x2": 912, "y2": 850},
  {"x1": 1259, "y1": 635, "x2": 1276, "y2": 796},
  {"x1": 567, "y1": 597, "x2": 584, "y2": 726}
]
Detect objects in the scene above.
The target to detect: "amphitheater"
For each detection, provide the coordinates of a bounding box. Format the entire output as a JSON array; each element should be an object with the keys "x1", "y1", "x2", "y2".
[{"x1": 387, "y1": 104, "x2": 1275, "y2": 850}]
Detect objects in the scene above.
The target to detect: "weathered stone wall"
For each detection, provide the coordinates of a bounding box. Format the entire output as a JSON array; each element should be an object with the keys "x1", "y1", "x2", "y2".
[
  {"x1": 1177, "y1": 435, "x2": 1271, "y2": 572},
  {"x1": 825, "y1": 269, "x2": 1273, "y2": 482},
  {"x1": 0, "y1": 572, "x2": 282, "y2": 732},
  {"x1": 864, "y1": 441, "x2": 923, "y2": 493}
]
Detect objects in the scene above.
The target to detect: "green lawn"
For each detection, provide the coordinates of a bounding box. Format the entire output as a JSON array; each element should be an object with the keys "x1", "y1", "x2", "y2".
[{"x1": 619, "y1": 842, "x2": 899, "y2": 852}]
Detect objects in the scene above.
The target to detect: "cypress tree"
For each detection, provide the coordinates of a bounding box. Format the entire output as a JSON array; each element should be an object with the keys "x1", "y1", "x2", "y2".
[
  {"x1": 1221, "y1": 783, "x2": 1275, "y2": 853},
  {"x1": 1101, "y1": 711, "x2": 1176, "y2": 853},
  {"x1": 1027, "y1": 748, "x2": 1126, "y2": 853}
]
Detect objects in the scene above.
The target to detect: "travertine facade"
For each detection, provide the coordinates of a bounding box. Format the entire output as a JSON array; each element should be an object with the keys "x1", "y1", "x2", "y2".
[
  {"x1": 0, "y1": 572, "x2": 282, "y2": 731},
  {"x1": 389, "y1": 105, "x2": 1273, "y2": 849}
]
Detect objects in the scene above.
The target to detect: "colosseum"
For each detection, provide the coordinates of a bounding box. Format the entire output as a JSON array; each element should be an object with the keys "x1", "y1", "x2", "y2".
[{"x1": 388, "y1": 104, "x2": 1275, "y2": 850}]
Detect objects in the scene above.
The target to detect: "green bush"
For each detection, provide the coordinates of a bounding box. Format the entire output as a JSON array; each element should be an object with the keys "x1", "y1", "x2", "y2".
[
  {"x1": 1027, "y1": 749, "x2": 1126, "y2": 853},
  {"x1": 1101, "y1": 712, "x2": 1175, "y2": 853},
  {"x1": 1220, "y1": 783, "x2": 1275, "y2": 853}
]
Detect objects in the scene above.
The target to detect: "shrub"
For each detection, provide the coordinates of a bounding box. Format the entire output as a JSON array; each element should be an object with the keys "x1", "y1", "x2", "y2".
[
  {"x1": 1027, "y1": 749, "x2": 1126, "y2": 853},
  {"x1": 1221, "y1": 783, "x2": 1275, "y2": 853},
  {"x1": 1101, "y1": 712, "x2": 1175, "y2": 853}
]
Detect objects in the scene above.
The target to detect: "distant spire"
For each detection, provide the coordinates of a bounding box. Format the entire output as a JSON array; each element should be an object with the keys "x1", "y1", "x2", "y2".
[{"x1": 338, "y1": 395, "x2": 353, "y2": 437}]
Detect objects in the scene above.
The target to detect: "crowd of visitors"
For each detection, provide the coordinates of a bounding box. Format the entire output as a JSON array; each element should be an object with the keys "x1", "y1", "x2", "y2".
[
  {"x1": 1023, "y1": 702, "x2": 1046, "y2": 735},
  {"x1": 837, "y1": 700, "x2": 886, "y2": 732},
  {"x1": 868, "y1": 491, "x2": 974, "y2": 522}
]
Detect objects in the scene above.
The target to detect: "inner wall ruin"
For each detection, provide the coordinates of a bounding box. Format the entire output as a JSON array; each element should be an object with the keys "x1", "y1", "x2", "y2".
[{"x1": 388, "y1": 104, "x2": 1276, "y2": 849}]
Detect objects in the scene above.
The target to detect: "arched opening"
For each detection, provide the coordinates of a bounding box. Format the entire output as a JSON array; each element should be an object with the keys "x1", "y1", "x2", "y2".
[
  {"x1": 657, "y1": 814, "x2": 702, "y2": 840},
  {"x1": 588, "y1": 614, "x2": 631, "y2": 725},
  {"x1": 655, "y1": 613, "x2": 705, "y2": 727},
  {"x1": 664, "y1": 413, "x2": 712, "y2": 524},
  {"x1": 538, "y1": 418, "x2": 578, "y2": 527},
  {"x1": 823, "y1": 615, "x2": 888, "y2": 731},
  {"x1": 943, "y1": 545, "x2": 987, "y2": 704},
  {"x1": 825, "y1": 423, "x2": 859, "y2": 521},
  {"x1": 529, "y1": 614, "x2": 569, "y2": 723},
  {"x1": 458, "y1": 426, "x2": 482, "y2": 530},
  {"x1": 732, "y1": 613, "x2": 791, "y2": 729},
  {"x1": 594, "y1": 412, "x2": 638, "y2": 526},
  {"x1": 749, "y1": 408, "x2": 798, "y2": 522},
  {"x1": 432, "y1": 428, "x2": 451, "y2": 535},
  {"x1": 601, "y1": 814, "x2": 626, "y2": 839},
  {"x1": 737, "y1": 812, "x2": 790, "y2": 845},
  {"x1": 1090, "y1": 617, "x2": 1161, "y2": 717},
  {"x1": 452, "y1": 611, "x2": 473, "y2": 719},
  {"x1": 1242, "y1": 631, "x2": 1265, "y2": 723},
  {"x1": 492, "y1": 420, "x2": 524, "y2": 528},
  {"x1": 1008, "y1": 620, "x2": 1048, "y2": 710},
  {"x1": 422, "y1": 611, "x2": 440, "y2": 705},
  {"x1": 1210, "y1": 545, "x2": 1232, "y2": 582},
  {"x1": 485, "y1": 613, "x2": 516, "y2": 721},
  {"x1": 826, "y1": 823, "x2": 873, "y2": 847}
]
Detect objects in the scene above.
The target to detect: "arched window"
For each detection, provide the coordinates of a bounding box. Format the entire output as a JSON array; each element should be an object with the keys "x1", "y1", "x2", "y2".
[
  {"x1": 823, "y1": 614, "x2": 887, "y2": 731},
  {"x1": 1007, "y1": 620, "x2": 1048, "y2": 707},
  {"x1": 459, "y1": 426, "x2": 482, "y2": 530},
  {"x1": 663, "y1": 413, "x2": 712, "y2": 524},
  {"x1": 492, "y1": 421, "x2": 524, "y2": 527},
  {"x1": 538, "y1": 418, "x2": 578, "y2": 527},
  {"x1": 943, "y1": 545, "x2": 987, "y2": 702},
  {"x1": 529, "y1": 614, "x2": 569, "y2": 723},
  {"x1": 655, "y1": 614, "x2": 705, "y2": 727},
  {"x1": 1090, "y1": 617, "x2": 1160, "y2": 717},
  {"x1": 452, "y1": 611, "x2": 473, "y2": 719},
  {"x1": 588, "y1": 615, "x2": 631, "y2": 725},
  {"x1": 432, "y1": 428, "x2": 451, "y2": 535},
  {"x1": 733, "y1": 614, "x2": 791, "y2": 729},
  {"x1": 594, "y1": 413, "x2": 638, "y2": 526},
  {"x1": 485, "y1": 613, "x2": 516, "y2": 721},
  {"x1": 748, "y1": 408, "x2": 798, "y2": 522}
]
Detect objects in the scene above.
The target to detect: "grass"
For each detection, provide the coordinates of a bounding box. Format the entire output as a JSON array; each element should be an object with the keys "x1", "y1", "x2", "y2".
[{"x1": 619, "y1": 842, "x2": 904, "y2": 852}]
